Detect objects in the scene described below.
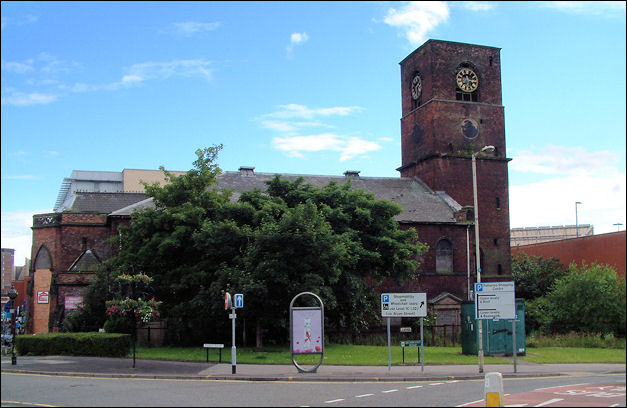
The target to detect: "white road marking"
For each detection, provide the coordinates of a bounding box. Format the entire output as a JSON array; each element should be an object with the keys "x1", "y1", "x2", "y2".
[
  {"x1": 534, "y1": 383, "x2": 589, "y2": 391},
  {"x1": 325, "y1": 399, "x2": 345, "y2": 404},
  {"x1": 406, "y1": 385, "x2": 423, "y2": 389},
  {"x1": 455, "y1": 399, "x2": 484, "y2": 407},
  {"x1": 382, "y1": 389, "x2": 398, "y2": 393},
  {"x1": 355, "y1": 394, "x2": 374, "y2": 398},
  {"x1": 534, "y1": 398, "x2": 564, "y2": 407},
  {"x1": 429, "y1": 382, "x2": 445, "y2": 385}
]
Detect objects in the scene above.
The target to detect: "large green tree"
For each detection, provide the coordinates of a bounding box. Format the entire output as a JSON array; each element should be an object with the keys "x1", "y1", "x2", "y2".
[
  {"x1": 544, "y1": 262, "x2": 626, "y2": 335},
  {"x1": 106, "y1": 146, "x2": 428, "y2": 348},
  {"x1": 512, "y1": 253, "x2": 566, "y2": 300}
]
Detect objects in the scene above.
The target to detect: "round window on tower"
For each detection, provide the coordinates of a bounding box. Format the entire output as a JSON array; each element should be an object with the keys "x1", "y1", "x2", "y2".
[{"x1": 460, "y1": 118, "x2": 479, "y2": 140}]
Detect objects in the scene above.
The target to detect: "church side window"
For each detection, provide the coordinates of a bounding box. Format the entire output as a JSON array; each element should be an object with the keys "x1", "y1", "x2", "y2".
[{"x1": 435, "y1": 238, "x2": 454, "y2": 274}]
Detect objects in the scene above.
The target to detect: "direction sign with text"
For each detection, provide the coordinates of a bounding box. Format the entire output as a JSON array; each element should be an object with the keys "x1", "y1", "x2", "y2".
[
  {"x1": 381, "y1": 293, "x2": 427, "y2": 317},
  {"x1": 474, "y1": 281, "x2": 515, "y2": 320}
]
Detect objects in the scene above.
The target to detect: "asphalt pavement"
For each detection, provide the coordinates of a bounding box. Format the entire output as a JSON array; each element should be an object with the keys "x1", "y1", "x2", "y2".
[{"x1": 2, "y1": 355, "x2": 625, "y2": 382}]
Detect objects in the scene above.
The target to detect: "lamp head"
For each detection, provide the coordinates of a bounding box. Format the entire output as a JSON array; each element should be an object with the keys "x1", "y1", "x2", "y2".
[
  {"x1": 481, "y1": 145, "x2": 495, "y2": 153},
  {"x1": 7, "y1": 286, "x2": 17, "y2": 300}
]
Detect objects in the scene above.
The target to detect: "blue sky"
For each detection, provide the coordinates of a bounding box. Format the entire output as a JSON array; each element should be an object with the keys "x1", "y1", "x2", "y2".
[{"x1": 2, "y1": 1, "x2": 625, "y2": 265}]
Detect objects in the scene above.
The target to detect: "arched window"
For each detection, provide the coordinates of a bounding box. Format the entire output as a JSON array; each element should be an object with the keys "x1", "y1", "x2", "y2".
[
  {"x1": 34, "y1": 245, "x2": 53, "y2": 270},
  {"x1": 436, "y1": 238, "x2": 453, "y2": 274}
]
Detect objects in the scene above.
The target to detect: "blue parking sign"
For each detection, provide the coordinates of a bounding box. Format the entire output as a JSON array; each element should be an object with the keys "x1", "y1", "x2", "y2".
[
  {"x1": 382, "y1": 294, "x2": 390, "y2": 303},
  {"x1": 234, "y1": 294, "x2": 244, "y2": 308}
]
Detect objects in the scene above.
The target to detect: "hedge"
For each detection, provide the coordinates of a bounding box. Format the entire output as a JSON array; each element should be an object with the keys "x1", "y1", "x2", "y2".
[{"x1": 15, "y1": 332, "x2": 132, "y2": 357}]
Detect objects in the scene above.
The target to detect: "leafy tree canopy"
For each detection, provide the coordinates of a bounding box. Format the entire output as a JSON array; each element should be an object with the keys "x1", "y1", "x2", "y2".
[
  {"x1": 512, "y1": 253, "x2": 566, "y2": 300},
  {"x1": 103, "y1": 145, "x2": 428, "y2": 347}
]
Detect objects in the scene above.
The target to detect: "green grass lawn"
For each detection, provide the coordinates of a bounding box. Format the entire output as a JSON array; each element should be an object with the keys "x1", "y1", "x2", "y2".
[
  {"x1": 135, "y1": 344, "x2": 626, "y2": 365},
  {"x1": 521, "y1": 347, "x2": 626, "y2": 364}
]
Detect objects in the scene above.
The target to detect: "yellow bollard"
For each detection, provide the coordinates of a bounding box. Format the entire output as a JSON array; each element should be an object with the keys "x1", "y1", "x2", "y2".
[{"x1": 484, "y1": 372, "x2": 504, "y2": 407}]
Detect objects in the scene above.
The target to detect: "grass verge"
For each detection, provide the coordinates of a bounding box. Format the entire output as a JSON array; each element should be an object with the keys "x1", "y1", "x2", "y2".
[{"x1": 135, "y1": 344, "x2": 626, "y2": 365}]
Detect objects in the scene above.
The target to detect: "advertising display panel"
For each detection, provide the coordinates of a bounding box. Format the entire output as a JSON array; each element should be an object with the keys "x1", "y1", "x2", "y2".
[{"x1": 291, "y1": 308, "x2": 323, "y2": 354}]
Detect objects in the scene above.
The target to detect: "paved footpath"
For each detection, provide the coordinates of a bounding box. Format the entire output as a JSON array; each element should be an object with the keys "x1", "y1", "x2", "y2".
[{"x1": 2, "y1": 356, "x2": 625, "y2": 382}]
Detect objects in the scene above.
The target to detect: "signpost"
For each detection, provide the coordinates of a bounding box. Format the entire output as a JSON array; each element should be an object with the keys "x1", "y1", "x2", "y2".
[
  {"x1": 224, "y1": 292, "x2": 238, "y2": 374},
  {"x1": 474, "y1": 282, "x2": 515, "y2": 320},
  {"x1": 474, "y1": 281, "x2": 518, "y2": 372},
  {"x1": 381, "y1": 293, "x2": 427, "y2": 372},
  {"x1": 234, "y1": 294, "x2": 244, "y2": 309}
]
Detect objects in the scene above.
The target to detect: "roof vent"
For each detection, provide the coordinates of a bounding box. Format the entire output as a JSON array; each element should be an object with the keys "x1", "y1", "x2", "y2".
[
  {"x1": 343, "y1": 170, "x2": 360, "y2": 179},
  {"x1": 238, "y1": 166, "x2": 255, "y2": 177}
]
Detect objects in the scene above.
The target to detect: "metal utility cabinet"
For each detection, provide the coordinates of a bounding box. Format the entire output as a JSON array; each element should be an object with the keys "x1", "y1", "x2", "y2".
[{"x1": 461, "y1": 300, "x2": 526, "y2": 356}]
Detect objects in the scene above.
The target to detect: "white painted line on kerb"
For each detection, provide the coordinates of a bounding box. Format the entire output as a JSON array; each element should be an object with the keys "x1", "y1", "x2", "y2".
[
  {"x1": 406, "y1": 385, "x2": 423, "y2": 389},
  {"x1": 534, "y1": 399, "x2": 564, "y2": 407},
  {"x1": 325, "y1": 399, "x2": 345, "y2": 404},
  {"x1": 382, "y1": 389, "x2": 398, "y2": 393},
  {"x1": 355, "y1": 394, "x2": 374, "y2": 398}
]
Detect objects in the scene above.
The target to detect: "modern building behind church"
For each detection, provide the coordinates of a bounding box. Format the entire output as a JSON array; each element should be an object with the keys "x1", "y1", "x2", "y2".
[{"x1": 27, "y1": 40, "x2": 512, "y2": 334}]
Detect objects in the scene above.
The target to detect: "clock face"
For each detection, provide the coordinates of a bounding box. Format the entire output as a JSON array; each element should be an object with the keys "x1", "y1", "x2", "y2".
[
  {"x1": 456, "y1": 68, "x2": 478, "y2": 92},
  {"x1": 411, "y1": 75, "x2": 422, "y2": 100}
]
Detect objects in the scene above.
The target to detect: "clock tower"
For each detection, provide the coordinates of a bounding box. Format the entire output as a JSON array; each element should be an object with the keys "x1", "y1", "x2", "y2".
[{"x1": 397, "y1": 40, "x2": 511, "y2": 277}]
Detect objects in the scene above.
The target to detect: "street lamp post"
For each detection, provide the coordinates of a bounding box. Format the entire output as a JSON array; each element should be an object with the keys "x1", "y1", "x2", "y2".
[
  {"x1": 575, "y1": 202, "x2": 582, "y2": 237},
  {"x1": 472, "y1": 145, "x2": 494, "y2": 374},
  {"x1": 7, "y1": 286, "x2": 18, "y2": 365}
]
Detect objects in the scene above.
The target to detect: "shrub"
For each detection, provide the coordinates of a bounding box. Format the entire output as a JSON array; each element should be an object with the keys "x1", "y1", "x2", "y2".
[
  {"x1": 526, "y1": 331, "x2": 626, "y2": 348},
  {"x1": 16, "y1": 332, "x2": 131, "y2": 357},
  {"x1": 103, "y1": 315, "x2": 134, "y2": 335},
  {"x1": 545, "y1": 263, "x2": 626, "y2": 336}
]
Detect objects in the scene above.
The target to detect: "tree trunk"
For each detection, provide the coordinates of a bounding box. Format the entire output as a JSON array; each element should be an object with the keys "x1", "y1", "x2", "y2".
[{"x1": 255, "y1": 319, "x2": 263, "y2": 352}]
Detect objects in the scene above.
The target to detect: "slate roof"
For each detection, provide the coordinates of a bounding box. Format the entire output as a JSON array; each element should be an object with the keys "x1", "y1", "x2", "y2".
[
  {"x1": 110, "y1": 171, "x2": 462, "y2": 224},
  {"x1": 64, "y1": 192, "x2": 148, "y2": 214}
]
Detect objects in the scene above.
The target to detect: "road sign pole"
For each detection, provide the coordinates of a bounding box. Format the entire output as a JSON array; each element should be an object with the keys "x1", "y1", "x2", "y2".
[
  {"x1": 387, "y1": 317, "x2": 391, "y2": 372},
  {"x1": 420, "y1": 317, "x2": 424, "y2": 372},
  {"x1": 512, "y1": 318, "x2": 517, "y2": 373},
  {"x1": 231, "y1": 306, "x2": 236, "y2": 375}
]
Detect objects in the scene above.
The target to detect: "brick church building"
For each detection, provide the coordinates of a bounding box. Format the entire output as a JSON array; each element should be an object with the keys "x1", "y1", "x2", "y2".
[{"x1": 28, "y1": 39, "x2": 512, "y2": 334}]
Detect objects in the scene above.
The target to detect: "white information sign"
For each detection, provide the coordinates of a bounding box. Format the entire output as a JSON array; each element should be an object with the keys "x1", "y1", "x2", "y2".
[
  {"x1": 381, "y1": 293, "x2": 427, "y2": 317},
  {"x1": 475, "y1": 281, "x2": 515, "y2": 320}
]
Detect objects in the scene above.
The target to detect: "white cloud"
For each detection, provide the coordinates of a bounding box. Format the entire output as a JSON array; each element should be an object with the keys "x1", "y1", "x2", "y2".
[
  {"x1": 537, "y1": 1, "x2": 626, "y2": 17},
  {"x1": 258, "y1": 104, "x2": 380, "y2": 161},
  {"x1": 287, "y1": 32, "x2": 309, "y2": 55},
  {"x1": 383, "y1": 1, "x2": 450, "y2": 46},
  {"x1": 1, "y1": 91, "x2": 58, "y2": 106},
  {"x1": 1, "y1": 209, "x2": 48, "y2": 265},
  {"x1": 290, "y1": 32, "x2": 309, "y2": 45},
  {"x1": 273, "y1": 133, "x2": 381, "y2": 161},
  {"x1": 459, "y1": 2, "x2": 495, "y2": 12},
  {"x1": 263, "y1": 104, "x2": 363, "y2": 120},
  {"x1": 510, "y1": 145, "x2": 619, "y2": 177},
  {"x1": 123, "y1": 59, "x2": 213, "y2": 82},
  {"x1": 165, "y1": 21, "x2": 221, "y2": 36},
  {"x1": 2, "y1": 174, "x2": 39, "y2": 180},
  {"x1": 1, "y1": 59, "x2": 35, "y2": 74},
  {"x1": 510, "y1": 173, "x2": 626, "y2": 234},
  {"x1": 509, "y1": 144, "x2": 626, "y2": 234}
]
